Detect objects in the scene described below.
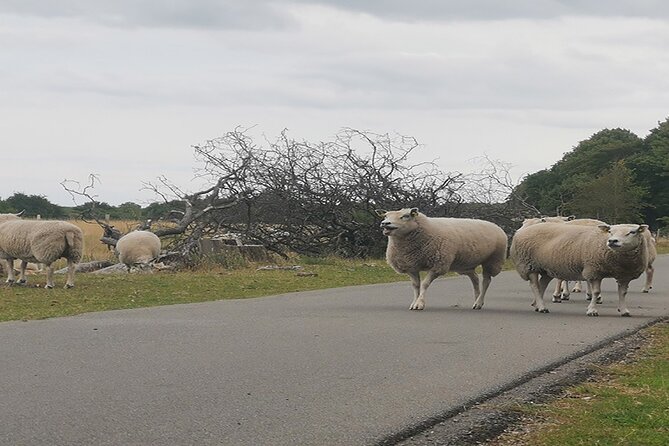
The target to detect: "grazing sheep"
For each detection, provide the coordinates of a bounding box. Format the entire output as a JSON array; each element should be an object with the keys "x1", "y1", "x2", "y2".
[
  {"x1": 115, "y1": 230, "x2": 161, "y2": 271},
  {"x1": 377, "y1": 208, "x2": 507, "y2": 310},
  {"x1": 510, "y1": 222, "x2": 650, "y2": 316},
  {"x1": 0, "y1": 216, "x2": 84, "y2": 288}
]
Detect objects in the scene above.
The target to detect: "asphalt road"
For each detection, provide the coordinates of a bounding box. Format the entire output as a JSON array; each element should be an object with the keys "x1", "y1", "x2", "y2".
[{"x1": 1, "y1": 256, "x2": 668, "y2": 446}]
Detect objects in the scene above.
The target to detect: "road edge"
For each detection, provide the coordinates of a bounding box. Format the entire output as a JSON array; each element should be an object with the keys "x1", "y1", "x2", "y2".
[{"x1": 377, "y1": 316, "x2": 669, "y2": 446}]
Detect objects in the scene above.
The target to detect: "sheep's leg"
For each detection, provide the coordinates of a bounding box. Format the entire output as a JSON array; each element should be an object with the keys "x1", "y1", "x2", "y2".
[
  {"x1": 64, "y1": 260, "x2": 76, "y2": 289},
  {"x1": 586, "y1": 279, "x2": 602, "y2": 316},
  {"x1": 529, "y1": 272, "x2": 552, "y2": 313},
  {"x1": 17, "y1": 260, "x2": 28, "y2": 284},
  {"x1": 641, "y1": 264, "x2": 654, "y2": 293},
  {"x1": 407, "y1": 272, "x2": 422, "y2": 310},
  {"x1": 410, "y1": 270, "x2": 439, "y2": 310},
  {"x1": 45, "y1": 264, "x2": 55, "y2": 289},
  {"x1": 571, "y1": 281, "x2": 582, "y2": 293},
  {"x1": 462, "y1": 270, "x2": 480, "y2": 299},
  {"x1": 473, "y1": 272, "x2": 492, "y2": 310},
  {"x1": 4, "y1": 258, "x2": 16, "y2": 284},
  {"x1": 552, "y1": 280, "x2": 563, "y2": 303},
  {"x1": 616, "y1": 280, "x2": 631, "y2": 317},
  {"x1": 585, "y1": 280, "x2": 595, "y2": 301},
  {"x1": 560, "y1": 280, "x2": 570, "y2": 301}
]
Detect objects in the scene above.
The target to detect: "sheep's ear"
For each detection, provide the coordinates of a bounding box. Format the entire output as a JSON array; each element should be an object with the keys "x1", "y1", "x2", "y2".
[
  {"x1": 410, "y1": 208, "x2": 419, "y2": 217},
  {"x1": 638, "y1": 224, "x2": 648, "y2": 233},
  {"x1": 567, "y1": 215, "x2": 576, "y2": 221},
  {"x1": 375, "y1": 209, "x2": 388, "y2": 217},
  {"x1": 598, "y1": 224, "x2": 611, "y2": 233}
]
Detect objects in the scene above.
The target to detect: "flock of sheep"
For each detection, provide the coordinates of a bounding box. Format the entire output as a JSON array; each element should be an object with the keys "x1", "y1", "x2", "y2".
[
  {"x1": 0, "y1": 212, "x2": 161, "y2": 286},
  {"x1": 0, "y1": 209, "x2": 658, "y2": 318},
  {"x1": 377, "y1": 208, "x2": 656, "y2": 317}
]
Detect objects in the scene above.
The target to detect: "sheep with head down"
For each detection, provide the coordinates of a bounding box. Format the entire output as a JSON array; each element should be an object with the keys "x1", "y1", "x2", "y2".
[
  {"x1": 376, "y1": 208, "x2": 508, "y2": 310},
  {"x1": 0, "y1": 213, "x2": 84, "y2": 288},
  {"x1": 115, "y1": 230, "x2": 162, "y2": 271}
]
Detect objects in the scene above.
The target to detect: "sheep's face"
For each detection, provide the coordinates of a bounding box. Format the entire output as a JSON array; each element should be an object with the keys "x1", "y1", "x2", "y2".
[
  {"x1": 377, "y1": 208, "x2": 419, "y2": 237},
  {"x1": 600, "y1": 224, "x2": 648, "y2": 252}
]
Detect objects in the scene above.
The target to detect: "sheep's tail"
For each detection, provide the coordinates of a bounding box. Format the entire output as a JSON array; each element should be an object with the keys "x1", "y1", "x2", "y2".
[{"x1": 65, "y1": 229, "x2": 84, "y2": 263}]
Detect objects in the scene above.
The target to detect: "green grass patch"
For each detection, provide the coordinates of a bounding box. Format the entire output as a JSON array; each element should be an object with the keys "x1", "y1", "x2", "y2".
[
  {"x1": 500, "y1": 323, "x2": 669, "y2": 446},
  {"x1": 0, "y1": 259, "x2": 405, "y2": 322}
]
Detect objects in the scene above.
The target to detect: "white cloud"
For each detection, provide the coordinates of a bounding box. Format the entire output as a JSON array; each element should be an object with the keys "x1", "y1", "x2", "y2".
[{"x1": 1, "y1": 2, "x2": 668, "y2": 205}]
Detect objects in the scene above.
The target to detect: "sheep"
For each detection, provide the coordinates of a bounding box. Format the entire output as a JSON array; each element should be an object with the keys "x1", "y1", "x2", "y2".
[
  {"x1": 0, "y1": 215, "x2": 84, "y2": 288},
  {"x1": 641, "y1": 231, "x2": 656, "y2": 293},
  {"x1": 520, "y1": 215, "x2": 574, "y2": 227},
  {"x1": 519, "y1": 216, "x2": 608, "y2": 302},
  {"x1": 376, "y1": 208, "x2": 508, "y2": 311},
  {"x1": 555, "y1": 218, "x2": 608, "y2": 301},
  {"x1": 510, "y1": 222, "x2": 650, "y2": 316},
  {"x1": 557, "y1": 221, "x2": 655, "y2": 299},
  {"x1": 115, "y1": 230, "x2": 162, "y2": 271}
]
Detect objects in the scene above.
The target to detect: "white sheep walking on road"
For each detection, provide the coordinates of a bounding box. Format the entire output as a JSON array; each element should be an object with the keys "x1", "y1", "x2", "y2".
[
  {"x1": 510, "y1": 222, "x2": 650, "y2": 316},
  {"x1": 115, "y1": 230, "x2": 162, "y2": 271},
  {"x1": 0, "y1": 214, "x2": 84, "y2": 288},
  {"x1": 377, "y1": 208, "x2": 507, "y2": 311}
]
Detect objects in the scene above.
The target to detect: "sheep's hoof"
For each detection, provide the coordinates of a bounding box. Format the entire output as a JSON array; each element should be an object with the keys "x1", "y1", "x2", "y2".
[
  {"x1": 64, "y1": 284, "x2": 74, "y2": 289},
  {"x1": 596, "y1": 297, "x2": 603, "y2": 304},
  {"x1": 535, "y1": 308, "x2": 549, "y2": 313},
  {"x1": 17, "y1": 279, "x2": 27, "y2": 285},
  {"x1": 45, "y1": 285, "x2": 54, "y2": 289},
  {"x1": 5, "y1": 279, "x2": 14, "y2": 285},
  {"x1": 641, "y1": 289, "x2": 649, "y2": 293},
  {"x1": 472, "y1": 303, "x2": 483, "y2": 310},
  {"x1": 585, "y1": 296, "x2": 592, "y2": 301},
  {"x1": 552, "y1": 296, "x2": 561, "y2": 303},
  {"x1": 620, "y1": 312, "x2": 631, "y2": 317},
  {"x1": 561, "y1": 295, "x2": 570, "y2": 301},
  {"x1": 587, "y1": 311, "x2": 599, "y2": 317}
]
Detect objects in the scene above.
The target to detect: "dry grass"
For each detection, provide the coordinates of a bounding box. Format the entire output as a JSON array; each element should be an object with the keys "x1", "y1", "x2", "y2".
[{"x1": 656, "y1": 236, "x2": 669, "y2": 255}]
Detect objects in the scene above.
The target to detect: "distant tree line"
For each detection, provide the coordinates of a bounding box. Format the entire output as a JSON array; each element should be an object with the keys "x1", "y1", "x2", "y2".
[
  {"x1": 0, "y1": 192, "x2": 168, "y2": 221},
  {"x1": 514, "y1": 117, "x2": 669, "y2": 229}
]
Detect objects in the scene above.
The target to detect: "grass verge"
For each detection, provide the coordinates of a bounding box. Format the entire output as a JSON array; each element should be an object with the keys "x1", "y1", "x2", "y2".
[
  {"x1": 0, "y1": 258, "x2": 404, "y2": 322},
  {"x1": 490, "y1": 321, "x2": 669, "y2": 446}
]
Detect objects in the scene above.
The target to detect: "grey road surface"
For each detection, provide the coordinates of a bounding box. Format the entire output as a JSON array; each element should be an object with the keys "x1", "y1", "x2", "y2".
[{"x1": 2, "y1": 256, "x2": 668, "y2": 446}]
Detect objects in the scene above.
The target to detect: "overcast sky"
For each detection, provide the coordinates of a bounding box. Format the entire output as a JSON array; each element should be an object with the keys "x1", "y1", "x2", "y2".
[{"x1": 2, "y1": 1, "x2": 668, "y2": 206}]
